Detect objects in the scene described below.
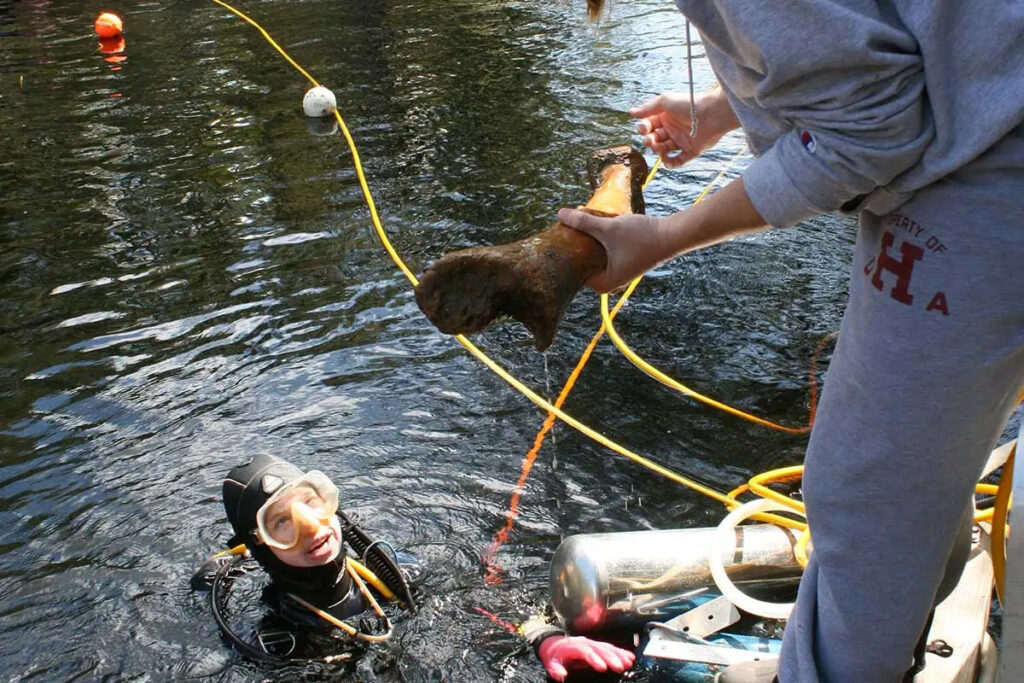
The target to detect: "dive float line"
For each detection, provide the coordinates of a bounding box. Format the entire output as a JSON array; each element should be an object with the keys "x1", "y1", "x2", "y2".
[
  {"x1": 598, "y1": 148, "x2": 815, "y2": 436},
  {"x1": 206, "y1": 0, "x2": 804, "y2": 532},
  {"x1": 208, "y1": 3, "x2": 1016, "y2": 592}
]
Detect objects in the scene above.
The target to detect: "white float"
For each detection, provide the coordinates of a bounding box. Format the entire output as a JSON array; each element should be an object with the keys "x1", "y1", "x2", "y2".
[{"x1": 302, "y1": 86, "x2": 337, "y2": 118}]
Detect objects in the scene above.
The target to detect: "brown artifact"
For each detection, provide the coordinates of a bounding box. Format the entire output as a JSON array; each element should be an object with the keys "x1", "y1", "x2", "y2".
[{"x1": 414, "y1": 146, "x2": 647, "y2": 351}]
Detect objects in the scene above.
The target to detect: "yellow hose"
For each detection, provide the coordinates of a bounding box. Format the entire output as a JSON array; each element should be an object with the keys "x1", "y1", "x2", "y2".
[
  {"x1": 992, "y1": 445, "x2": 1015, "y2": 605},
  {"x1": 598, "y1": 148, "x2": 812, "y2": 435},
  {"x1": 347, "y1": 557, "x2": 397, "y2": 601},
  {"x1": 207, "y1": 1, "x2": 1017, "y2": 583},
  {"x1": 794, "y1": 528, "x2": 812, "y2": 568},
  {"x1": 210, "y1": 543, "x2": 249, "y2": 559}
]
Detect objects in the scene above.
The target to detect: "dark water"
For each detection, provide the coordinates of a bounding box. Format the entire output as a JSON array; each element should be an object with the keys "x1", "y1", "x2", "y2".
[{"x1": 0, "y1": 1, "x2": 856, "y2": 680}]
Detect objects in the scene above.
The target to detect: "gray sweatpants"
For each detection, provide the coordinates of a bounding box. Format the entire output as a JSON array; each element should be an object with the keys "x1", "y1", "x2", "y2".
[{"x1": 779, "y1": 123, "x2": 1024, "y2": 682}]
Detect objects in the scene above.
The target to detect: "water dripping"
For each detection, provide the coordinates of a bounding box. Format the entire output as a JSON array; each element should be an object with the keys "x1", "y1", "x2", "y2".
[
  {"x1": 542, "y1": 351, "x2": 552, "y2": 400},
  {"x1": 543, "y1": 351, "x2": 559, "y2": 452}
]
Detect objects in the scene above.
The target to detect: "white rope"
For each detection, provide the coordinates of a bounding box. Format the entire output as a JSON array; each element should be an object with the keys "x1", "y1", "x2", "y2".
[{"x1": 685, "y1": 18, "x2": 698, "y2": 138}]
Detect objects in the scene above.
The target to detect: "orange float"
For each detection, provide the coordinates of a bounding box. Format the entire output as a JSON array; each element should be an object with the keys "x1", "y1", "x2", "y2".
[{"x1": 94, "y1": 12, "x2": 123, "y2": 39}]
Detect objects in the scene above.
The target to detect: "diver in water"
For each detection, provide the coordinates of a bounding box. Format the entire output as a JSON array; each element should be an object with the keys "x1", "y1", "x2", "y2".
[
  {"x1": 193, "y1": 454, "x2": 417, "y2": 662},
  {"x1": 197, "y1": 454, "x2": 631, "y2": 678}
]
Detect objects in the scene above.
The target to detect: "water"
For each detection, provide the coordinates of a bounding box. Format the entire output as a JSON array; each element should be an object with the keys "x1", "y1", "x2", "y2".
[{"x1": 0, "y1": 1, "x2": 855, "y2": 680}]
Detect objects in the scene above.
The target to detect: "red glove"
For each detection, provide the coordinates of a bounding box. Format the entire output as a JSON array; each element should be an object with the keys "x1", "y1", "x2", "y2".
[{"x1": 537, "y1": 635, "x2": 635, "y2": 681}]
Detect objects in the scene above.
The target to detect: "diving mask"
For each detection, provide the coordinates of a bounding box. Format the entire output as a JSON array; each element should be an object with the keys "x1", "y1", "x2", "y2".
[{"x1": 254, "y1": 470, "x2": 339, "y2": 550}]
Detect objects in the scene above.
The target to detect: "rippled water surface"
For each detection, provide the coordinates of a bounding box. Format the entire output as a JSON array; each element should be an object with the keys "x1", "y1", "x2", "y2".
[{"x1": 1, "y1": 1, "x2": 856, "y2": 680}]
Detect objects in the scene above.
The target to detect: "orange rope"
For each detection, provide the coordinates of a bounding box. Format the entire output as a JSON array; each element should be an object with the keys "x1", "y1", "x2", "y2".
[
  {"x1": 483, "y1": 314, "x2": 621, "y2": 583},
  {"x1": 471, "y1": 606, "x2": 519, "y2": 633},
  {"x1": 483, "y1": 327, "x2": 836, "y2": 579},
  {"x1": 481, "y1": 163, "x2": 671, "y2": 582},
  {"x1": 806, "y1": 331, "x2": 838, "y2": 427}
]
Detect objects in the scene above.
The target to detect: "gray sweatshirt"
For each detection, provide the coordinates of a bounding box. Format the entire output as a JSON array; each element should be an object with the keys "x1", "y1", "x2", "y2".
[{"x1": 676, "y1": 1, "x2": 1024, "y2": 227}]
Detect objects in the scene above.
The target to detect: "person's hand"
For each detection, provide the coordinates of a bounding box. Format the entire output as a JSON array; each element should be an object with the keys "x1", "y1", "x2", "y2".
[
  {"x1": 537, "y1": 635, "x2": 635, "y2": 681},
  {"x1": 558, "y1": 208, "x2": 671, "y2": 293},
  {"x1": 631, "y1": 90, "x2": 735, "y2": 168}
]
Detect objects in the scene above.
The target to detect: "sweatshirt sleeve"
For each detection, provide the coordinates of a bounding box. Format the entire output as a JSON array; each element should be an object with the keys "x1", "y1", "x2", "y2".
[
  {"x1": 687, "y1": 1, "x2": 937, "y2": 227},
  {"x1": 743, "y1": 86, "x2": 934, "y2": 227}
]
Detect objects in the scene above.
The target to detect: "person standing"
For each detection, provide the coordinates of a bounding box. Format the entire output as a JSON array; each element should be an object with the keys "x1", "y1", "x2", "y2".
[{"x1": 560, "y1": 2, "x2": 1024, "y2": 680}]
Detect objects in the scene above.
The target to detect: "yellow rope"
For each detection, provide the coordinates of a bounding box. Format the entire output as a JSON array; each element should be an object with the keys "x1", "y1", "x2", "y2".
[
  {"x1": 211, "y1": 0, "x2": 319, "y2": 86},
  {"x1": 207, "y1": 0, "x2": 798, "y2": 523},
  {"x1": 210, "y1": 0, "x2": 417, "y2": 286},
  {"x1": 992, "y1": 445, "x2": 1015, "y2": 605},
  {"x1": 208, "y1": 2, "x2": 1016, "y2": 568},
  {"x1": 599, "y1": 150, "x2": 812, "y2": 434}
]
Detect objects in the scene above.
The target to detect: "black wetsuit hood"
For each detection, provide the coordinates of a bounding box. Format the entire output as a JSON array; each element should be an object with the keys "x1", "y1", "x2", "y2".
[{"x1": 222, "y1": 454, "x2": 355, "y2": 611}]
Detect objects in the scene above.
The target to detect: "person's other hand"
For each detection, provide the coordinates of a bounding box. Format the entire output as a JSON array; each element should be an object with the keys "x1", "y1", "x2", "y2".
[
  {"x1": 558, "y1": 208, "x2": 669, "y2": 293},
  {"x1": 537, "y1": 635, "x2": 635, "y2": 681},
  {"x1": 631, "y1": 91, "x2": 732, "y2": 168}
]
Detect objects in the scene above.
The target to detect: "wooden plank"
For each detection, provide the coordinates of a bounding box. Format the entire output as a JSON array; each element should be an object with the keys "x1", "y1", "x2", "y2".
[
  {"x1": 981, "y1": 439, "x2": 1015, "y2": 479},
  {"x1": 915, "y1": 527, "x2": 994, "y2": 682},
  {"x1": 911, "y1": 436, "x2": 1015, "y2": 681}
]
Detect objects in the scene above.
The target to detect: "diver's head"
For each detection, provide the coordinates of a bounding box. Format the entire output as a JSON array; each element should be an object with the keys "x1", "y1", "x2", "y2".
[{"x1": 223, "y1": 454, "x2": 343, "y2": 570}]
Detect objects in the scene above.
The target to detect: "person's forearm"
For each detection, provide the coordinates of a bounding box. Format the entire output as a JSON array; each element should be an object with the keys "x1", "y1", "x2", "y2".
[
  {"x1": 661, "y1": 176, "x2": 771, "y2": 257},
  {"x1": 699, "y1": 86, "x2": 741, "y2": 142}
]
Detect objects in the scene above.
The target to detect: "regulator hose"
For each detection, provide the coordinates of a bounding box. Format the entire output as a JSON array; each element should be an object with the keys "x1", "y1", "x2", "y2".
[{"x1": 210, "y1": 554, "x2": 284, "y2": 663}]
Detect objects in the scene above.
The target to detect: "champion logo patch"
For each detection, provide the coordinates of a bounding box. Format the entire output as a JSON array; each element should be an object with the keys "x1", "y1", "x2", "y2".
[{"x1": 800, "y1": 130, "x2": 816, "y2": 153}]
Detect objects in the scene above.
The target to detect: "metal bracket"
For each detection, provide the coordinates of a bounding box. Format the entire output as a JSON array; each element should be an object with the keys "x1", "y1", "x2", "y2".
[
  {"x1": 643, "y1": 633, "x2": 779, "y2": 667},
  {"x1": 635, "y1": 587, "x2": 710, "y2": 616},
  {"x1": 661, "y1": 594, "x2": 741, "y2": 639},
  {"x1": 642, "y1": 596, "x2": 774, "y2": 666},
  {"x1": 926, "y1": 639, "x2": 954, "y2": 658},
  {"x1": 257, "y1": 629, "x2": 297, "y2": 658}
]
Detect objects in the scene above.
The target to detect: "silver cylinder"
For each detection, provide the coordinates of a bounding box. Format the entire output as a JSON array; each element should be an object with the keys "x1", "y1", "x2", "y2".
[{"x1": 550, "y1": 524, "x2": 801, "y2": 633}]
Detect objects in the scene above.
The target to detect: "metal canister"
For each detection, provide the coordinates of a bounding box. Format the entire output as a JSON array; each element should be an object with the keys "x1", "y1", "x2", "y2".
[{"x1": 550, "y1": 524, "x2": 801, "y2": 633}]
